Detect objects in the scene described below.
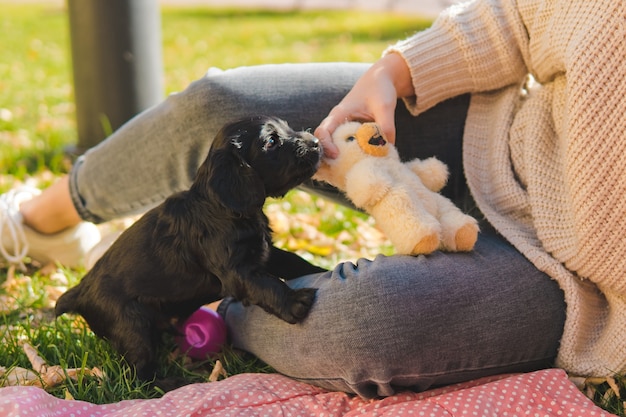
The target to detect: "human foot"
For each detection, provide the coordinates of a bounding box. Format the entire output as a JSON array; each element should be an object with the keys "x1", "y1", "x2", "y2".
[{"x1": 0, "y1": 186, "x2": 101, "y2": 268}]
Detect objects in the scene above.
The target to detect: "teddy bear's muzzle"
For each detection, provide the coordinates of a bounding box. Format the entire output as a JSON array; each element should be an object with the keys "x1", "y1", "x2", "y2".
[{"x1": 368, "y1": 135, "x2": 387, "y2": 147}]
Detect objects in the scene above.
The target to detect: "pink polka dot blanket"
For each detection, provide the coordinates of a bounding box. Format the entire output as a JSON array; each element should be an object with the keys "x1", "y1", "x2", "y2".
[{"x1": 0, "y1": 368, "x2": 615, "y2": 416}]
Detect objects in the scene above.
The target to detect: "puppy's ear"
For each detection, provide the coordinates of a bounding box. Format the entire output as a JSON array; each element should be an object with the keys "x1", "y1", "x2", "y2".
[{"x1": 200, "y1": 147, "x2": 266, "y2": 214}]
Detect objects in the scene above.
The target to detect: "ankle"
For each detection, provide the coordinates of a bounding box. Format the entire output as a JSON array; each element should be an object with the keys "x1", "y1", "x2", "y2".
[
  {"x1": 20, "y1": 200, "x2": 75, "y2": 234},
  {"x1": 19, "y1": 177, "x2": 83, "y2": 235}
]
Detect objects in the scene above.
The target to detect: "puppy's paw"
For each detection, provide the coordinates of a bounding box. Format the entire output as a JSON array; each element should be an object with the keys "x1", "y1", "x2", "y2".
[{"x1": 281, "y1": 288, "x2": 317, "y2": 324}]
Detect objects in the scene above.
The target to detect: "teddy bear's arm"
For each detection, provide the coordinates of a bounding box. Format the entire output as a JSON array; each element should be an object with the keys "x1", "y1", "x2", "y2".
[
  {"x1": 344, "y1": 160, "x2": 394, "y2": 209},
  {"x1": 404, "y1": 157, "x2": 449, "y2": 193},
  {"x1": 312, "y1": 160, "x2": 331, "y2": 183}
]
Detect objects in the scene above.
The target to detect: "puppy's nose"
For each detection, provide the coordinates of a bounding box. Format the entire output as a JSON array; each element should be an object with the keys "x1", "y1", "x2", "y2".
[{"x1": 302, "y1": 132, "x2": 320, "y2": 147}]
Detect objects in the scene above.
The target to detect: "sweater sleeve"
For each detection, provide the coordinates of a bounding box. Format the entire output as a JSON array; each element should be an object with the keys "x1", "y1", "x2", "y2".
[{"x1": 385, "y1": 0, "x2": 531, "y2": 115}]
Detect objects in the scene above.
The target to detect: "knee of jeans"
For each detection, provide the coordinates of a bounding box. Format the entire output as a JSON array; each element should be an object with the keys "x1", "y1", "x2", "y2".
[
  {"x1": 174, "y1": 73, "x2": 245, "y2": 118},
  {"x1": 197, "y1": 68, "x2": 249, "y2": 102}
]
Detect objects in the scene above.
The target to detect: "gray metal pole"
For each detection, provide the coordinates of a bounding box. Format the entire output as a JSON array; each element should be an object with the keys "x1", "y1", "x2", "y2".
[{"x1": 67, "y1": 0, "x2": 163, "y2": 153}]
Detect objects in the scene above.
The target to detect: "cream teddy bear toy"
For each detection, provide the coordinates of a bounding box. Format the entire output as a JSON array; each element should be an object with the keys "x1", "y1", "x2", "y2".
[{"x1": 313, "y1": 121, "x2": 479, "y2": 255}]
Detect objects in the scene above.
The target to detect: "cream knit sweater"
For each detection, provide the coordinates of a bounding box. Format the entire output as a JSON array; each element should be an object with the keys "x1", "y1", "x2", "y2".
[{"x1": 387, "y1": 0, "x2": 626, "y2": 377}]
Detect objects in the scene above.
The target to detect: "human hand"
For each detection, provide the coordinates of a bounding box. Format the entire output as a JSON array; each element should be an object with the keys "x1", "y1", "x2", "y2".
[{"x1": 315, "y1": 53, "x2": 413, "y2": 158}]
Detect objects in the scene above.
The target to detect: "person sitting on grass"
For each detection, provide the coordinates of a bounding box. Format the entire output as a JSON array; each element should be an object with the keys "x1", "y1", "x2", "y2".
[{"x1": 1, "y1": 0, "x2": 625, "y2": 398}]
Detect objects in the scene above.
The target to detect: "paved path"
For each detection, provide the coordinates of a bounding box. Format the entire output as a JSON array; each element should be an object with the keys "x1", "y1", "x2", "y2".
[{"x1": 6, "y1": 0, "x2": 459, "y2": 18}]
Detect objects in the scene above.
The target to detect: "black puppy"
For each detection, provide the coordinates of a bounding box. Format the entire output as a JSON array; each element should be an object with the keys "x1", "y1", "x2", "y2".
[{"x1": 55, "y1": 116, "x2": 326, "y2": 384}]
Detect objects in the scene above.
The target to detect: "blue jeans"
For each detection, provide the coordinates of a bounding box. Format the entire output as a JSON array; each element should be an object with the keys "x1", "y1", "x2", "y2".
[{"x1": 69, "y1": 63, "x2": 565, "y2": 398}]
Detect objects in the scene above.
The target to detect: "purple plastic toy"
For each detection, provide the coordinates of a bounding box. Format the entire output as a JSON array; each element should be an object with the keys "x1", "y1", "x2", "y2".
[{"x1": 175, "y1": 306, "x2": 227, "y2": 359}]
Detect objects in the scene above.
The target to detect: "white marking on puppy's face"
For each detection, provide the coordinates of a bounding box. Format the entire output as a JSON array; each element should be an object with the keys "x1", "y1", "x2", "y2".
[
  {"x1": 242, "y1": 116, "x2": 321, "y2": 198},
  {"x1": 260, "y1": 120, "x2": 288, "y2": 152},
  {"x1": 230, "y1": 138, "x2": 243, "y2": 149}
]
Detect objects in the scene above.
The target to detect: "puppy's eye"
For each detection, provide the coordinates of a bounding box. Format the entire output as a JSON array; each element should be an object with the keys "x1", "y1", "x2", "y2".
[
  {"x1": 264, "y1": 134, "x2": 280, "y2": 150},
  {"x1": 346, "y1": 136, "x2": 355, "y2": 142}
]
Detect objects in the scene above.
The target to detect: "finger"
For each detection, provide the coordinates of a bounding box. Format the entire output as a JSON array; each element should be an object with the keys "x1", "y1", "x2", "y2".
[
  {"x1": 376, "y1": 114, "x2": 397, "y2": 145},
  {"x1": 315, "y1": 109, "x2": 345, "y2": 137},
  {"x1": 315, "y1": 116, "x2": 343, "y2": 159},
  {"x1": 320, "y1": 136, "x2": 339, "y2": 159}
]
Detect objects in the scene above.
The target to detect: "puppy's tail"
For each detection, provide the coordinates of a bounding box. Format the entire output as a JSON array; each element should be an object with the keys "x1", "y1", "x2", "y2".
[{"x1": 54, "y1": 286, "x2": 82, "y2": 317}]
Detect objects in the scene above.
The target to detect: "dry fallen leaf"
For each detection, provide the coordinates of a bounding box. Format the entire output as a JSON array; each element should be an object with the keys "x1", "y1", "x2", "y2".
[
  {"x1": 64, "y1": 389, "x2": 75, "y2": 400},
  {"x1": 37, "y1": 365, "x2": 67, "y2": 388},
  {"x1": 574, "y1": 375, "x2": 623, "y2": 401},
  {"x1": 208, "y1": 360, "x2": 227, "y2": 382},
  {"x1": 606, "y1": 376, "x2": 621, "y2": 399},
  {"x1": 44, "y1": 286, "x2": 67, "y2": 306},
  {"x1": 569, "y1": 376, "x2": 586, "y2": 390},
  {"x1": 0, "y1": 294, "x2": 20, "y2": 315},
  {"x1": 0, "y1": 343, "x2": 106, "y2": 390},
  {"x1": 0, "y1": 366, "x2": 39, "y2": 387},
  {"x1": 586, "y1": 385, "x2": 597, "y2": 400}
]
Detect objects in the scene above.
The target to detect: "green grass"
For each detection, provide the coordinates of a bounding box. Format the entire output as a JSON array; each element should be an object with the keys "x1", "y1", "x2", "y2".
[
  {"x1": 0, "y1": 5, "x2": 74, "y2": 177},
  {"x1": 1, "y1": 309, "x2": 272, "y2": 403},
  {"x1": 160, "y1": 8, "x2": 426, "y2": 93},
  {"x1": 0, "y1": 1, "x2": 412, "y2": 404},
  {"x1": 0, "y1": 3, "x2": 429, "y2": 177},
  {"x1": 0, "y1": 3, "x2": 624, "y2": 415}
]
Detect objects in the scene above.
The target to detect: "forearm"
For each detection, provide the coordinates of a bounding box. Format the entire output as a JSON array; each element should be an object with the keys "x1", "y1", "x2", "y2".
[
  {"x1": 385, "y1": 0, "x2": 530, "y2": 115},
  {"x1": 370, "y1": 53, "x2": 414, "y2": 100}
]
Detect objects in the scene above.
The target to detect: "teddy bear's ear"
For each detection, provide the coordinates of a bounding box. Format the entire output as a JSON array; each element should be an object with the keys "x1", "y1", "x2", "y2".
[{"x1": 356, "y1": 123, "x2": 389, "y2": 157}]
